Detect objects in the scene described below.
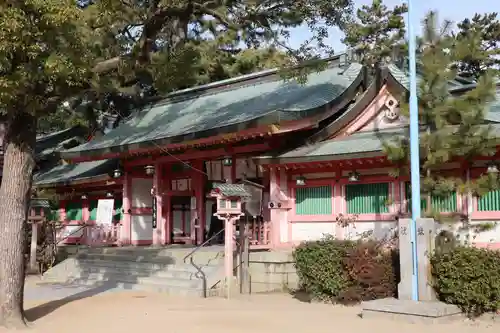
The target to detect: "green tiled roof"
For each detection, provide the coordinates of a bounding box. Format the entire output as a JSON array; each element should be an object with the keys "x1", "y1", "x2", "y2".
[
  {"x1": 387, "y1": 64, "x2": 475, "y2": 91},
  {"x1": 213, "y1": 183, "x2": 252, "y2": 198},
  {"x1": 485, "y1": 91, "x2": 500, "y2": 123},
  {"x1": 30, "y1": 198, "x2": 51, "y2": 209},
  {"x1": 61, "y1": 63, "x2": 363, "y2": 160},
  {"x1": 270, "y1": 124, "x2": 500, "y2": 162},
  {"x1": 34, "y1": 159, "x2": 116, "y2": 186},
  {"x1": 388, "y1": 65, "x2": 500, "y2": 123},
  {"x1": 276, "y1": 129, "x2": 405, "y2": 160},
  {"x1": 36, "y1": 126, "x2": 86, "y2": 160}
]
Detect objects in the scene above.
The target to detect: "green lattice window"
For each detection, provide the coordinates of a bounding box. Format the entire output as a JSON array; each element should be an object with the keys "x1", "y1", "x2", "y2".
[
  {"x1": 405, "y1": 182, "x2": 426, "y2": 212},
  {"x1": 114, "y1": 199, "x2": 123, "y2": 221},
  {"x1": 405, "y1": 182, "x2": 457, "y2": 212},
  {"x1": 66, "y1": 201, "x2": 83, "y2": 221},
  {"x1": 47, "y1": 209, "x2": 60, "y2": 221},
  {"x1": 295, "y1": 186, "x2": 332, "y2": 215},
  {"x1": 346, "y1": 183, "x2": 389, "y2": 214},
  {"x1": 477, "y1": 189, "x2": 500, "y2": 211},
  {"x1": 89, "y1": 200, "x2": 98, "y2": 220}
]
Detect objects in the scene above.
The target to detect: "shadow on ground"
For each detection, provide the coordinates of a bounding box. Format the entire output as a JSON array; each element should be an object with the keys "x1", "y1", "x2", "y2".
[
  {"x1": 25, "y1": 284, "x2": 114, "y2": 321},
  {"x1": 289, "y1": 289, "x2": 313, "y2": 303},
  {"x1": 25, "y1": 247, "x2": 173, "y2": 322}
]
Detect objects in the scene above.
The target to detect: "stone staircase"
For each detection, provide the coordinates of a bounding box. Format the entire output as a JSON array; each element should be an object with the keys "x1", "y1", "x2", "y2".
[{"x1": 41, "y1": 246, "x2": 226, "y2": 297}]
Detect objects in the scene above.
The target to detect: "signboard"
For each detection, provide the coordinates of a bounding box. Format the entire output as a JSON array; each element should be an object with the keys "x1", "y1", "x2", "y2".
[
  {"x1": 240, "y1": 180, "x2": 263, "y2": 218},
  {"x1": 96, "y1": 199, "x2": 114, "y2": 225},
  {"x1": 152, "y1": 196, "x2": 157, "y2": 229}
]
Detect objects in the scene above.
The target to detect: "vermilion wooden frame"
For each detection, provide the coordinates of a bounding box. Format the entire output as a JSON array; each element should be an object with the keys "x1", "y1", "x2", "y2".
[
  {"x1": 287, "y1": 175, "x2": 399, "y2": 222},
  {"x1": 469, "y1": 168, "x2": 500, "y2": 219}
]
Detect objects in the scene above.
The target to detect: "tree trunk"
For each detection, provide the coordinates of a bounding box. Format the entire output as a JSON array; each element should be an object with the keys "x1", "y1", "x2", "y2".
[{"x1": 0, "y1": 112, "x2": 36, "y2": 329}]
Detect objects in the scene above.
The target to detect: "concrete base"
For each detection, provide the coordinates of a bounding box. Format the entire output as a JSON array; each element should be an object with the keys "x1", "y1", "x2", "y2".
[{"x1": 361, "y1": 298, "x2": 463, "y2": 323}]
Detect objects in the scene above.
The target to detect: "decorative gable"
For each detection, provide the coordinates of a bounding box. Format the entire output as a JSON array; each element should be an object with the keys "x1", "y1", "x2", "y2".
[{"x1": 337, "y1": 85, "x2": 407, "y2": 138}]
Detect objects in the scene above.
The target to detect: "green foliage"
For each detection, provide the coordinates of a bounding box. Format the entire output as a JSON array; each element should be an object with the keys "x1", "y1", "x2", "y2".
[
  {"x1": 455, "y1": 13, "x2": 500, "y2": 80},
  {"x1": 293, "y1": 237, "x2": 399, "y2": 304},
  {"x1": 293, "y1": 237, "x2": 355, "y2": 300},
  {"x1": 0, "y1": 0, "x2": 97, "y2": 113},
  {"x1": 384, "y1": 11, "x2": 498, "y2": 216},
  {"x1": 431, "y1": 246, "x2": 500, "y2": 316},
  {"x1": 342, "y1": 0, "x2": 407, "y2": 71}
]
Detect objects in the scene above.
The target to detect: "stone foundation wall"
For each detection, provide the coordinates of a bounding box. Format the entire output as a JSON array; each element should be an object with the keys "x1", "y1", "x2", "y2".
[{"x1": 246, "y1": 250, "x2": 298, "y2": 293}]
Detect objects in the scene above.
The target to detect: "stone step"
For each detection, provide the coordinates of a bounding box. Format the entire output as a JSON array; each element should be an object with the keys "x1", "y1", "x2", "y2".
[
  {"x1": 75, "y1": 251, "x2": 223, "y2": 266},
  {"x1": 66, "y1": 271, "x2": 203, "y2": 289},
  {"x1": 82, "y1": 246, "x2": 225, "y2": 263},
  {"x1": 53, "y1": 279, "x2": 208, "y2": 297},
  {"x1": 72, "y1": 257, "x2": 216, "y2": 273},
  {"x1": 66, "y1": 262, "x2": 216, "y2": 281}
]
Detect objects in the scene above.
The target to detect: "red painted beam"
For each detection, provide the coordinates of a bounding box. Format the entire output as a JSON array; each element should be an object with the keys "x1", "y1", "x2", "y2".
[
  {"x1": 67, "y1": 117, "x2": 317, "y2": 163},
  {"x1": 124, "y1": 142, "x2": 271, "y2": 168},
  {"x1": 69, "y1": 129, "x2": 275, "y2": 163}
]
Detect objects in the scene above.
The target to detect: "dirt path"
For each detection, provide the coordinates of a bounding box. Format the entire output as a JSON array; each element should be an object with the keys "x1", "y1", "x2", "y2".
[{"x1": 3, "y1": 292, "x2": 500, "y2": 332}]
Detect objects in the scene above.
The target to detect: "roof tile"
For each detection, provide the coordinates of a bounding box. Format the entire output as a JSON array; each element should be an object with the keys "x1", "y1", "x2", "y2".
[{"x1": 62, "y1": 63, "x2": 363, "y2": 159}]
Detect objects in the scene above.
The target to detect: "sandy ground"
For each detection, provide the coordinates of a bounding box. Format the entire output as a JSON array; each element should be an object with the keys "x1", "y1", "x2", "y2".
[{"x1": 0, "y1": 291, "x2": 496, "y2": 333}]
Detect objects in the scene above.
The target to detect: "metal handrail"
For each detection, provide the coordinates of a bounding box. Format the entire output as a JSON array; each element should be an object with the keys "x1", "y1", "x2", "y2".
[
  {"x1": 55, "y1": 222, "x2": 90, "y2": 246},
  {"x1": 183, "y1": 227, "x2": 225, "y2": 298},
  {"x1": 183, "y1": 227, "x2": 225, "y2": 263}
]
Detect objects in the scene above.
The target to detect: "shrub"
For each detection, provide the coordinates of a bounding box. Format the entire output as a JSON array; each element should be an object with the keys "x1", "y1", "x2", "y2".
[
  {"x1": 431, "y1": 246, "x2": 500, "y2": 316},
  {"x1": 293, "y1": 236, "x2": 399, "y2": 304},
  {"x1": 293, "y1": 237, "x2": 356, "y2": 300},
  {"x1": 339, "y1": 241, "x2": 399, "y2": 304}
]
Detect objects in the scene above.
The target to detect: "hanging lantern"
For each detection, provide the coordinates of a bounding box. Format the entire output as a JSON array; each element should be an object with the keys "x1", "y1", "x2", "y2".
[
  {"x1": 222, "y1": 157, "x2": 232, "y2": 167},
  {"x1": 295, "y1": 176, "x2": 306, "y2": 186},
  {"x1": 487, "y1": 163, "x2": 499, "y2": 174},
  {"x1": 348, "y1": 171, "x2": 360, "y2": 182},
  {"x1": 106, "y1": 191, "x2": 114, "y2": 198},
  {"x1": 144, "y1": 165, "x2": 155, "y2": 176},
  {"x1": 81, "y1": 193, "x2": 88, "y2": 200},
  {"x1": 112, "y1": 167, "x2": 123, "y2": 179}
]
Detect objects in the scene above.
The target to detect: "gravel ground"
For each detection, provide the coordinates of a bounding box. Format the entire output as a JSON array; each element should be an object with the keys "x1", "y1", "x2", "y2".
[{"x1": 7, "y1": 281, "x2": 499, "y2": 333}]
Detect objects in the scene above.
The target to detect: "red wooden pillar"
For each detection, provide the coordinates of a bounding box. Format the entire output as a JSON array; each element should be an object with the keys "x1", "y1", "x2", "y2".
[
  {"x1": 153, "y1": 162, "x2": 163, "y2": 246},
  {"x1": 164, "y1": 165, "x2": 172, "y2": 244},
  {"x1": 192, "y1": 160, "x2": 206, "y2": 245},
  {"x1": 269, "y1": 167, "x2": 281, "y2": 247},
  {"x1": 121, "y1": 172, "x2": 132, "y2": 245},
  {"x1": 82, "y1": 198, "x2": 90, "y2": 245}
]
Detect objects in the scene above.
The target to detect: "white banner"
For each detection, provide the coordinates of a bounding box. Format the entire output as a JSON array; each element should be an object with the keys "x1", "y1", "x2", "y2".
[{"x1": 96, "y1": 199, "x2": 115, "y2": 225}]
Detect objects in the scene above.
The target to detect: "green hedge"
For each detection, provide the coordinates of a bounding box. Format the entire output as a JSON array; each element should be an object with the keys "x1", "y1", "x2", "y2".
[
  {"x1": 293, "y1": 237, "x2": 399, "y2": 304},
  {"x1": 431, "y1": 246, "x2": 500, "y2": 316}
]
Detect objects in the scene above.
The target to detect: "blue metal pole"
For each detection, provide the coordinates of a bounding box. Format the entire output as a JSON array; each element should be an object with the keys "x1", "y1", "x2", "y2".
[{"x1": 407, "y1": 0, "x2": 420, "y2": 302}]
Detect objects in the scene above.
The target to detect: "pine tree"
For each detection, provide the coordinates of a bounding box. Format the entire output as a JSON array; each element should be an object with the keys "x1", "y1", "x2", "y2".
[
  {"x1": 454, "y1": 13, "x2": 500, "y2": 80},
  {"x1": 341, "y1": 0, "x2": 407, "y2": 72},
  {"x1": 384, "y1": 11, "x2": 498, "y2": 219}
]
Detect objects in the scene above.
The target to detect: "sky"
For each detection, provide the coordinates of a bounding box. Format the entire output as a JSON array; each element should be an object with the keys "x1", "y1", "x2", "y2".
[{"x1": 288, "y1": 0, "x2": 495, "y2": 52}]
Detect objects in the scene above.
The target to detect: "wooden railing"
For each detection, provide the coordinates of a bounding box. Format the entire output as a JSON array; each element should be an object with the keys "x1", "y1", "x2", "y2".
[
  {"x1": 247, "y1": 217, "x2": 271, "y2": 249},
  {"x1": 85, "y1": 224, "x2": 120, "y2": 246}
]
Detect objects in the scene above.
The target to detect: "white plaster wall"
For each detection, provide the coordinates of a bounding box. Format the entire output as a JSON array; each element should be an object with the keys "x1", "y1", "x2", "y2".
[
  {"x1": 131, "y1": 215, "x2": 153, "y2": 241},
  {"x1": 291, "y1": 222, "x2": 335, "y2": 242},
  {"x1": 344, "y1": 221, "x2": 397, "y2": 240},
  {"x1": 470, "y1": 220, "x2": 500, "y2": 245},
  {"x1": 131, "y1": 178, "x2": 153, "y2": 208}
]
